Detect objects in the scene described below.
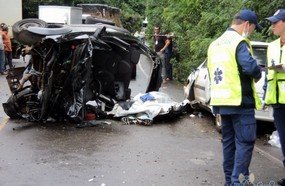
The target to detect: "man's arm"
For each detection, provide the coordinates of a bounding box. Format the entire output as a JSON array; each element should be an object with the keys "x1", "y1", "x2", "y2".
[
  {"x1": 159, "y1": 38, "x2": 171, "y2": 52},
  {"x1": 236, "y1": 41, "x2": 261, "y2": 81}
]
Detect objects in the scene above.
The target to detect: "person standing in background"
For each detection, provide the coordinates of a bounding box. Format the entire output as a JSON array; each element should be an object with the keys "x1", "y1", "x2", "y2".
[
  {"x1": 153, "y1": 25, "x2": 171, "y2": 81},
  {"x1": 0, "y1": 29, "x2": 6, "y2": 75},
  {"x1": 265, "y1": 9, "x2": 285, "y2": 186},
  {"x1": 207, "y1": 9, "x2": 262, "y2": 185},
  {"x1": 1, "y1": 23, "x2": 13, "y2": 71},
  {"x1": 164, "y1": 31, "x2": 173, "y2": 81}
]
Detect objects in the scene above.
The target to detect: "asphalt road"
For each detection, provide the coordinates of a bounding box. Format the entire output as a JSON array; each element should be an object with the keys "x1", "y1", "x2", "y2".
[{"x1": 0, "y1": 59, "x2": 284, "y2": 186}]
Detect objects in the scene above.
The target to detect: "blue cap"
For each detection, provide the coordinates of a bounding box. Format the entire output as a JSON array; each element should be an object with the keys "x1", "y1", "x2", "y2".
[
  {"x1": 266, "y1": 9, "x2": 285, "y2": 23},
  {"x1": 235, "y1": 9, "x2": 263, "y2": 31}
]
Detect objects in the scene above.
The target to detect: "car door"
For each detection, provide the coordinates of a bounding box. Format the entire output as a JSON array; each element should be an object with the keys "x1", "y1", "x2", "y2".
[
  {"x1": 194, "y1": 60, "x2": 211, "y2": 105},
  {"x1": 251, "y1": 44, "x2": 274, "y2": 122},
  {"x1": 252, "y1": 45, "x2": 267, "y2": 99}
]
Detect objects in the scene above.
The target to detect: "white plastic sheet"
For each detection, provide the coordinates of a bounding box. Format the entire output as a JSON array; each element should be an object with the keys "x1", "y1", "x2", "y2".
[
  {"x1": 268, "y1": 130, "x2": 281, "y2": 148},
  {"x1": 108, "y1": 91, "x2": 189, "y2": 120}
]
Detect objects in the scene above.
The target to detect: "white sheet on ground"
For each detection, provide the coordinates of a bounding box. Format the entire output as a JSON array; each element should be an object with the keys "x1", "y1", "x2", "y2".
[{"x1": 108, "y1": 91, "x2": 189, "y2": 120}]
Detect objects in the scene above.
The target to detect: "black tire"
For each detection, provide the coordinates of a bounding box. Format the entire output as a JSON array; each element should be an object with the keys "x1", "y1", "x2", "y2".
[
  {"x1": 2, "y1": 95, "x2": 21, "y2": 119},
  {"x1": 12, "y1": 18, "x2": 48, "y2": 45},
  {"x1": 215, "y1": 114, "x2": 222, "y2": 133},
  {"x1": 85, "y1": 16, "x2": 115, "y2": 26}
]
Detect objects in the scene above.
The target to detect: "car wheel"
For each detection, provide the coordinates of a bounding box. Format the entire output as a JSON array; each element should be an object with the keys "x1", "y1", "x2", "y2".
[
  {"x1": 215, "y1": 114, "x2": 222, "y2": 133},
  {"x1": 12, "y1": 18, "x2": 48, "y2": 45}
]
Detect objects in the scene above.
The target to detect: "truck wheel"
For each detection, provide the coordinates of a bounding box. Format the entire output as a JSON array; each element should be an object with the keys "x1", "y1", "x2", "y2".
[
  {"x1": 12, "y1": 18, "x2": 48, "y2": 45},
  {"x1": 85, "y1": 16, "x2": 115, "y2": 26},
  {"x1": 215, "y1": 114, "x2": 222, "y2": 133}
]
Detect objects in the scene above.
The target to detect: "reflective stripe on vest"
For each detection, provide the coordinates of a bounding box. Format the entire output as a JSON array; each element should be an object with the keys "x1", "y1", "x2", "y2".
[
  {"x1": 207, "y1": 30, "x2": 261, "y2": 109},
  {"x1": 265, "y1": 38, "x2": 285, "y2": 104}
]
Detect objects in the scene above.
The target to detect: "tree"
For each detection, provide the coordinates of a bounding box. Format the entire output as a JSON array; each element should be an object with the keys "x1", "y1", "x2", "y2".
[{"x1": 146, "y1": 0, "x2": 285, "y2": 82}]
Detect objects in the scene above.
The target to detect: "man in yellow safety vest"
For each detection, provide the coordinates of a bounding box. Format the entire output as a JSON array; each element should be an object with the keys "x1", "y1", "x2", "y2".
[
  {"x1": 207, "y1": 9, "x2": 262, "y2": 185},
  {"x1": 265, "y1": 9, "x2": 285, "y2": 186}
]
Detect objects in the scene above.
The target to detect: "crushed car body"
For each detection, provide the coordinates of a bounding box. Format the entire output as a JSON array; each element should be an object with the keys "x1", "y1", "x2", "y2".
[{"x1": 3, "y1": 18, "x2": 163, "y2": 123}]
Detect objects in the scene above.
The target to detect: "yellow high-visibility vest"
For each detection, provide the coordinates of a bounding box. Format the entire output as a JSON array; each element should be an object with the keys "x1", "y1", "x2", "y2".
[
  {"x1": 207, "y1": 30, "x2": 261, "y2": 109},
  {"x1": 265, "y1": 38, "x2": 285, "y2": 104}
]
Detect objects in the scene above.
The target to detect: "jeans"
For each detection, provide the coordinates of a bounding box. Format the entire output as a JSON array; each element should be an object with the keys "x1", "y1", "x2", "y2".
[
  {"x1": 273, "y1": 106, "x2": 285, "y2": 166},
  {"x1": 221, "y1": 111, "x2": 256, "y2": 185},
  {"x1": 165, "y1": 53, "x2": 172, "y2": 79},
  {"x1": 5, "y1": 51, "x2": 13, "y2": 69},
  {"x1": 0, "y1": 49, "x2": 5, "y2": 72},
  {"x1": 157, "y1": 51, "x2": 166, "y2": 79}
]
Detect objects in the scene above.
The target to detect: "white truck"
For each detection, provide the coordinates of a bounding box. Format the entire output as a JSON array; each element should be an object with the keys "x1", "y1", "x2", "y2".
[
  {"x1": 0, "y1": 0, "x2": 22, "y2": 37},
  {"x1": 38, "y1": 4, "x2": 121, "y2": 27}
]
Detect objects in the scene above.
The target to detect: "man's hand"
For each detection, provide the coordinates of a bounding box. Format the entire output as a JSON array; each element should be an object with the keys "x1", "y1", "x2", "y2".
[
  {"x1": 254, "y1": 77, "x2": 261, "y2": 83},
  {"x1": 275, "y1": 64, "x2": 285, "y2": 72}
]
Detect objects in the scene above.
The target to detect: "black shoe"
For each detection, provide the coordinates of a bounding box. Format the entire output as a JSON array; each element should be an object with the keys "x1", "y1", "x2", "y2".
[{"x1": 278, "y1": 178, "x2": 285, "y2": 186}]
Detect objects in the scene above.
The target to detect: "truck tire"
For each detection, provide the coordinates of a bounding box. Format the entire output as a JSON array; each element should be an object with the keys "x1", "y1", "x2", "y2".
[
  {"x1": 12, "y1": 18, "x2": 48, "y2": 45},
  {"x1": 85, "y1": 16, "x2": 115, "y2": 26}
]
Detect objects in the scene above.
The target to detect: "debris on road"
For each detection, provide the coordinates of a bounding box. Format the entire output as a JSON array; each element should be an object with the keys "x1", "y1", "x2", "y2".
[{"x1": 268, "y1": 130, "x2": 281, "y2": 148}]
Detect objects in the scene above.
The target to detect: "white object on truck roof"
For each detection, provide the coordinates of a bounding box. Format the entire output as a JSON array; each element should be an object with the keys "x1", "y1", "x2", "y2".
[{"x1": 39, "y1": 5, "x2": 82, "y2": 25}]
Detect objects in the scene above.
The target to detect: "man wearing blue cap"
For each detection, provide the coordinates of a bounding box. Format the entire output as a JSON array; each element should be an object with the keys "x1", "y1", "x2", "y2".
[
  {"x1": 207, "y1": 9, "x2": 262, "y2": 185},
  {"x1": 266, "y1": 9, "x2": 285, "y2": 186}
]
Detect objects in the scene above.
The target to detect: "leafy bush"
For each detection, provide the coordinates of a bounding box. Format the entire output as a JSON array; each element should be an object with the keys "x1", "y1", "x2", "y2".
[{"x1": 146, "y1": 0, "x2": 285, "y2": 83}]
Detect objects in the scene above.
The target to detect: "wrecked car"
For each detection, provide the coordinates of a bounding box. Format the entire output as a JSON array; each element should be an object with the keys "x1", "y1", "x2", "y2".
[{"x1": 3, "y1": 18, "x2": 162, "y2": 123}]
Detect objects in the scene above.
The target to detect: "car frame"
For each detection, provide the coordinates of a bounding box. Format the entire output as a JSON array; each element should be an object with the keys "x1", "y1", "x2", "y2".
[
  {"x1": 184, "y1": 41, "x2": 274, "y2": 131},
  {"x1": 3, "y1": 19, "x2": 163, "y2": 123}
]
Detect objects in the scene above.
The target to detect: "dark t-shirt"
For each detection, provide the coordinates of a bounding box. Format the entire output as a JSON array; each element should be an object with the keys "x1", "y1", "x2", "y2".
[{"x1": 154, "y1": 34, "x2": 166, "y2": 52}]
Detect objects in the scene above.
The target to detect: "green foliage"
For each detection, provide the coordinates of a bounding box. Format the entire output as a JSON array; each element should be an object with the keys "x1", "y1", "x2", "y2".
[
  {"x1": 242, "y1": 0, "x2": 285, "y2": 41},
  {"x1": 119, "y1": 2, "x2": 144, "y2": 33},
  {"x1": 146, "y1": 0, "x2": 285, "y2": 82}
]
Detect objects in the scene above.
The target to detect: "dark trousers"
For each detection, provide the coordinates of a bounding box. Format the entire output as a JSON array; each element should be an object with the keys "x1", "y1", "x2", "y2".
[
  {"x1": 221, "y1": 112, "x2": 256, "y2": 185},
  {"x1": 165, "y1": 53, "x2": 172, "y2": 79},
  {"x1": 0, "y1": 50, "x2": 5, "y2": 73},
  {"x1": 5, "y1": 51, "x2": 13, "y2": 70},
  {"x1": 273, "y1": 106, "x2": 285, "y2": 166}
]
